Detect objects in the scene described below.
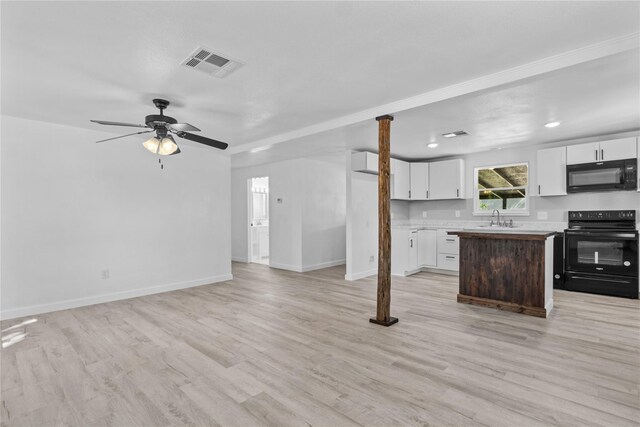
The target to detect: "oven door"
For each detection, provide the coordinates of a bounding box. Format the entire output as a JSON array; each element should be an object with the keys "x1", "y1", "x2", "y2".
[
  {"x1": 565, "y1": 230, "x2": 638, "y2": 277},
  {"x1": 566, "y1": 160, "x2": 633, "y2": 193}
]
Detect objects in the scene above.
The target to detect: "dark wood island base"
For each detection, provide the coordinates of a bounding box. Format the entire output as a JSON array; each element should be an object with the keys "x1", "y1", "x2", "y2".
[{"x1": 449, "y1": 230, "x2": 556, "y2": 318}]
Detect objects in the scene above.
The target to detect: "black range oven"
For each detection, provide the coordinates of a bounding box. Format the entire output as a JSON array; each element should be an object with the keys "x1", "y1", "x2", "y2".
[{"x1": 564, "y1": 210, "x2": 638, "y2": 298}]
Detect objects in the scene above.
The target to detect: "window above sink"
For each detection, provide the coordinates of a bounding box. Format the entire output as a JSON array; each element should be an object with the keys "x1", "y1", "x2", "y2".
[{"x1": 473, "y1": 162, "x2": 530, "y2": 216}]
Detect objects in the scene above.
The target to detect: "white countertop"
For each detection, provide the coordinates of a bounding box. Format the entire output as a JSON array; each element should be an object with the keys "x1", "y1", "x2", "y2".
[{"x1": 391, "y1": 220, "x2": 567, "y2": 232}]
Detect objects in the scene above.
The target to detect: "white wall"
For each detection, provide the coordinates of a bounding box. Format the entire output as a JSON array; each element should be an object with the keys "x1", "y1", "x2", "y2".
[
  {"x1": 231, "y1": 153, "x2": 346, "y2": 272},
  {"x1": 1, "y1": 115, "x2": 232, "y2": 320},
  {"x1": 345, "y1": 153, "x2": 378, "y2": 281},
  {"x1": 231, "y1": 159, "x2": 303, "y2": 268},
  {"x1": 301, "y1": 154, "x2": 347, "y2": 270}
]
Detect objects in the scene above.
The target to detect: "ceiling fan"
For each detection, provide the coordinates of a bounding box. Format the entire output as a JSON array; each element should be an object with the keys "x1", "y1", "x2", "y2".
[{"x1": 90, "y1": 99, "x2": 228, "y2": 155}]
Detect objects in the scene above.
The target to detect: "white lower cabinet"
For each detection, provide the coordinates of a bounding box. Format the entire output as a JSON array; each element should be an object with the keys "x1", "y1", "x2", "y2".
[
  {"x1": 417, "y1": 230, "x2": 437, "y2": 267},
  {"x1": 391, "y1": 228, "x2": 418, "y2": 276},
  {"x1": 437, "y1": 230, "x2": 459, "y2": 272},
  {"x1": 392, "y1": 228, "x2": 459, "y2": 276}
]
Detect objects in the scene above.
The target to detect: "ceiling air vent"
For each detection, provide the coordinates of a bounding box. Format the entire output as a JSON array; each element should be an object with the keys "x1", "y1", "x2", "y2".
[
  {"x1": 181, "y1": 46, "x2": 243, "y2": 78},
  {"x1": 442, "y1": 130, "x2": 469, "y2": 138}
]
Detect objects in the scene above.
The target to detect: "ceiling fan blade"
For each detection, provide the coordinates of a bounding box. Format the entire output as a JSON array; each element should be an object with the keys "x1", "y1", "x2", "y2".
[
  {"x1": 91, "y1": 120, "x2": 149, "y2": 128},
  {"x1": 96, "y1": 130, "x2": 154, "y2": 143},
  {"x1": 175, "y1": 132, "x2": 228, "y2": 150},
  {"x1": 167, "y1": 123, "x2": 201, "y2": 132},
  {"x1": 169, "y1": 147, "x2": 182, "y2": 156}
]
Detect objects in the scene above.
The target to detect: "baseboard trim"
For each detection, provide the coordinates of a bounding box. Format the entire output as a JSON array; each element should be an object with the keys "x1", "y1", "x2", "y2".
[
  {"x1": 301, "y1": 259, "x2": 346, "y2": 273},
  {"x1": 232, "y1": 256, "x2": 249, "y2": 263},
  {"x1": 268, "y1": 262, "x2": 303, "y2": 272},
  {"x1": 545, "y1": 298, "x2": 554, "y2": 315},
  {"x1": 345, "y1": 269, "x2": 377, "y2": 281},
  {"x1": 0, "y1": 273, "x2": 234, "y2": 321}
]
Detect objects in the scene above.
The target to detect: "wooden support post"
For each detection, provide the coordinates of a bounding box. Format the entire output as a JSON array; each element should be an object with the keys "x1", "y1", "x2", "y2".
[{"x1": 370, "y1": 114, "x2": 398, "y2": 327}]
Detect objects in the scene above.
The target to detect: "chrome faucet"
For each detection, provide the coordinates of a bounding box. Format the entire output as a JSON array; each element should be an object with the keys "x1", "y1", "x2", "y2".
[{"x1": 490, "y1": 209, "x2": 501, "y2": 227}]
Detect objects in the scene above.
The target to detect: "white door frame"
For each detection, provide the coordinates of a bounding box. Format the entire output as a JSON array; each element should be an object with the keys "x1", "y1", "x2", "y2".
[
  {"x1": 246, "y1": 178, "x2": 253, "y2": 263},
  {"x1": 247, "y1": 176, "x2": 270, "y2": 265}
]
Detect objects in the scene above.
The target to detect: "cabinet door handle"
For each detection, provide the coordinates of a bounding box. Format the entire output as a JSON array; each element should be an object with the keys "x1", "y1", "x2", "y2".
[
  {"x1": 601, "y1": 149, "x2": 604, "y2": 160},
  {"x1": 456, "y1": 189, "x2": 459, "y2": 197},
  {"x1": 410, "y1": 240, "x2": 413, "y2": 248},
  {"x1": 408, "y1": 190, "x2": 411, "y2": 199},
  {"x1": 538, "y1": 184, "x2": 541, "y2": 195},
  {"x1": 426, "y1": 190, "x2": 429, "y2": 199},
  {"x1": 595, "y1": 149, "x2": 598, "y2": 160},
  {"x1": 446, "y1": 238, "x2": 455, "y2": 242},
  {"x1": 446, "y1": 256, "x2": 455, "y2": 259}
]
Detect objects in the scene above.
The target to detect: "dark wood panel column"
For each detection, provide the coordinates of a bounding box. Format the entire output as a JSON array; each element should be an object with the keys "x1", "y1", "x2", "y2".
[{"x1": 370, "y1": 114, "x2": 398, "y2": 327}]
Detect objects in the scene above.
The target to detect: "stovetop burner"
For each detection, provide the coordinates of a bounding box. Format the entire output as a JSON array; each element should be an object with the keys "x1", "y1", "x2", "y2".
[{"x1": 568, "y1": 210, "x2": 636, "y2": 230}]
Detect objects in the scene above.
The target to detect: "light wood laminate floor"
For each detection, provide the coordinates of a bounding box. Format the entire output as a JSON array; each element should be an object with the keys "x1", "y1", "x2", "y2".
[{"x1": 2, "y1": 263, "x2": 639, "y2": 426}]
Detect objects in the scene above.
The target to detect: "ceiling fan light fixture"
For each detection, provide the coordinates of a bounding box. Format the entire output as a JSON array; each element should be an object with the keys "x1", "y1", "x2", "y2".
[
  {"x1": 158, "y1": 135, "x2": 179, "y2": 155},
  {"x1": 143, "y1": 136, "x2": 161, "y2": 154}
]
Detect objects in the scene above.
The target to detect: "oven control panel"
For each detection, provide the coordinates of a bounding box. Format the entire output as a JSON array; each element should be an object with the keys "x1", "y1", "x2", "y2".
[{"x1": 569, "y1": 210, "x2": 636, "y2": 221}]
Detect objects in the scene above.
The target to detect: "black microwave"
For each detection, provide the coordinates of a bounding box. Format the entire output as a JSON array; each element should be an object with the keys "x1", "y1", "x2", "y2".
[{"x1": 567, "y1": 158, "x2": 637, "y2": 193}]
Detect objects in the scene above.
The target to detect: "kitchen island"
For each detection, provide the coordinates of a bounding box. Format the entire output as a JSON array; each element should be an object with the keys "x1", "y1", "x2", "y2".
[{"x1": 448, "y1": 229, "x2": 556, "y2": 318}]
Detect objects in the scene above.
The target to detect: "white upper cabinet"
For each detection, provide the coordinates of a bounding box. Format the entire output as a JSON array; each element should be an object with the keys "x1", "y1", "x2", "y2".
[
  {"x1": 351, "y1": 151, "x2": 378, "y2": 174},
  {"x1": 599, "y1": 137, "x2": 637, "y2": 161},
  {"x1": 429, "y1": 159, "x2": 465, "y2": 200},
  {"x1": 391, "y1": 158, "x2": 411, "y2": 200},
  {"x1": 567, "y1": 137, "x2": 637, "y2": 164},
  {"x1": 536, "y1": 146, "x2": 567, "y2": 196},
  {"x1": 567, "y1": 142, "x2": 600, "y2": 164},
  {"x1": 410, "y1": 163, "x2": 429, "y2": 200}
]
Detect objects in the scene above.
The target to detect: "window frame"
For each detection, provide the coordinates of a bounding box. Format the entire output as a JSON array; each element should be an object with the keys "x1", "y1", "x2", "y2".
[{"x1": 472, "y1": 161, "x2": 530, "y2": 216}]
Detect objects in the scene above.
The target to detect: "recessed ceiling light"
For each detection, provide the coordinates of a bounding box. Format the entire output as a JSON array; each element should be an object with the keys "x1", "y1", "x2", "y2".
[
  {"x1": 545, "y1": 121, "x2": 560, "y2": 128},
  {"x1": 442, "y1": 130, "x2": 469, "y2": 138},
  {"x1": 427, "y1": 143, "x2": 438, "y2": 148}
]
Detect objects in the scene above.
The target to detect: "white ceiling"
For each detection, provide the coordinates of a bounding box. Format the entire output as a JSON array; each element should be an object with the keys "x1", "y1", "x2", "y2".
[{"x1": 2, "y1": 1, "x2": 639, "y2": 165}]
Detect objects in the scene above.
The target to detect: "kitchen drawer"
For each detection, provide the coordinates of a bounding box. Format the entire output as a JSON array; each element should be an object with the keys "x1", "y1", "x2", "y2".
[
  {"x1": 438, "y1": 253, "x2": 459, "y2": 271},
  {"x1": 437, "y1": 235, "x2": 459, "y2": 254}
]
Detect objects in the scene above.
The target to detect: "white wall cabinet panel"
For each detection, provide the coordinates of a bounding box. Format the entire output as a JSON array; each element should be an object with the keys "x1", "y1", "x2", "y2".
[
  {"x1": 410, "y1": 163, "x2": 429, "y2": 200},
  {"x1": 351, "y1": 151, "x2": 378, "y2": 174},
  {"x1": 391, "y1": 228, "x2": 418, "y2": 276},
  {"x1": 567, "y1": 142, "x2": 599, "y2": 164},
  {"x1": 417, "y1": 229, "x2": 437, "y2": 267},
  {"x1": 599, "y1": 137, "x2": 637, "y2": 161},
  {"x1": 429, "y1": 159, "x2": 465, "y2": 200},
  {"x1": 536, "y1": 146, "x2": 567, "y2": 196},
  {"x1": 638, "y1": 137, "x2": 639, "y2": 192},
  {"x1": 391, "y1": 158, "x2": 411, "y2": 200},
  {"x1": 567, "y1": 138, "x2": 637, "y2": 164}
]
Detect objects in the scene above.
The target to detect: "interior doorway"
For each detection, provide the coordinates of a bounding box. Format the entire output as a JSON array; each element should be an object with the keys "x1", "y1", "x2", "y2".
[{"x1": 248, "y1": 177, "x2": 269, "y2": 265}]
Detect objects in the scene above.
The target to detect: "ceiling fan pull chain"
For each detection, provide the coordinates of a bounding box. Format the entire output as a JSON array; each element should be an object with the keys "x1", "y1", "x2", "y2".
[{"x1": 159, "y1": 157, "x2": 164, "y2": 170}]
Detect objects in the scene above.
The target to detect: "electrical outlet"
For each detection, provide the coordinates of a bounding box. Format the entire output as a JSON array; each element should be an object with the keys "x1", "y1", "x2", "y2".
[
  {"x1": 537, "y1": 211, "x2": 548, "y2": 220},
  {"x1": 422, "y1": 211, "x2": 428, "y2": 218},
  {"x1": 101, "y1": 269, "x2": 109, "y2": 279},
  {"x1": 276, "y1": 198, "x2": 283, "y2": 204},
  {"x1": 369, "y1": 256, "x2": 375, "y2": 263},
  {"x1": 455, "y1": 210, "x2": 460, "y2": 218}
]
